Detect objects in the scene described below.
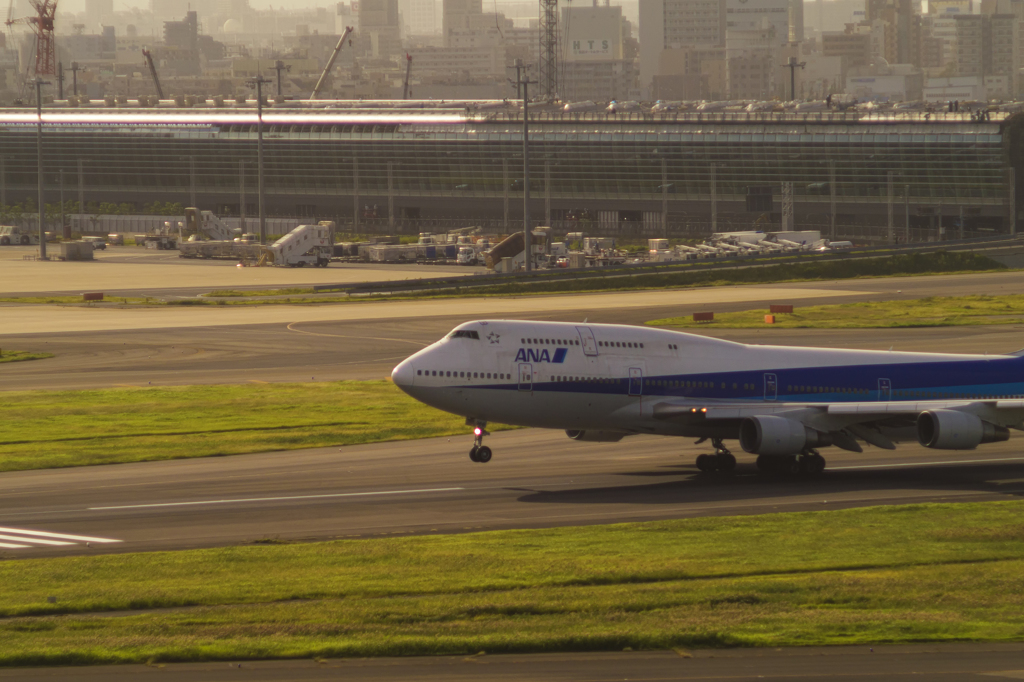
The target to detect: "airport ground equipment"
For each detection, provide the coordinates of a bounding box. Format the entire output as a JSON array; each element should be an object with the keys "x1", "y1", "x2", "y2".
[
  {"x1": 309, "y1": 26, "x2": 353, "y2": 100},
  {"x1": 177, "y1": 208, "x2": 258, "y2": 259},
  {"x1": 0, "y1": 225, "x2": 39, "y2": 245},
  {"x1": 267, "y1": 222, "x2": 333, "y2": 267}
]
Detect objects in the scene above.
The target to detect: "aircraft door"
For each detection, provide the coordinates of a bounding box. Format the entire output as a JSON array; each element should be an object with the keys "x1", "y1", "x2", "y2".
[
  {"x1": 518, "y1": 363, "x2": 533, "y2": 392},
  {"x1": 629, "y1": 367, "x2": 643, "y2": 396},
  {"x1": 764, "y1": 373, "x2": 778, "y2": 401},
  {"x1": 878, "y1": 378, "x2": 891, "y2": 401},
  {"x1": 576, "y1": 326, "x2": 599, "y2": 356}
]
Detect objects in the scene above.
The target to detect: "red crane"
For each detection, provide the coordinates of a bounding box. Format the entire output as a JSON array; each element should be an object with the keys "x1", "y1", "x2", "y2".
[{"x1": 5, "y1": 0, "x2": 58, "y2": 77}]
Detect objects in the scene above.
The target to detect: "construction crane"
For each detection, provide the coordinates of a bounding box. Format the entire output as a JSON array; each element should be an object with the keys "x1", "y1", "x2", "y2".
[
  {"x1": 5, "y1": 0, "x2": 57, "y2": 77},
  {"x1": 141, "y1": 48, "x2": 164, "y2": 100},
  {"x1": 539, "y1": 0, "x2": 557, "y2": 100},
  {"x1": 309, "y1": 25, "x2": 353, "y2": 100},
  {"x1": 402, "y1": 53, "x2": 412, "y2": 100}
]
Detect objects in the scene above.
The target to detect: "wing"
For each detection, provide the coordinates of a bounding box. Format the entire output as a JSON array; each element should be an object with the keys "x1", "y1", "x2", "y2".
[{"x1": 652, "y1": 399, "x2": 1024, "y2": 451}]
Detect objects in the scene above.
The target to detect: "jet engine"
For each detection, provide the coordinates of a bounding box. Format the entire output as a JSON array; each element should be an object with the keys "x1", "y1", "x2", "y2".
[
  {"x1": 565, "y1": 430, "x2": 627, "y2": 442},
  {"x1": 917, "y1": 410, "x2": 1009, "y2": 450},
  {"x1": 739, "y1": 416, "x2": 832, "y2": 456}
]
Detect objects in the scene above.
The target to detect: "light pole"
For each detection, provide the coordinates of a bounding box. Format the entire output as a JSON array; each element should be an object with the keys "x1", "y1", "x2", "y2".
[
  {"x1": 510, "y1": 59, "x2": 536, "y2": 272},
  {"x1": 784, "y1": 57, "x2": 805, "y2": 101},
  {"x1": 35, "y1": 78, "x2": 50, "y2": 259},
  {"x1": 247, "y1": 74, "x2": 271, "y2": 245}
]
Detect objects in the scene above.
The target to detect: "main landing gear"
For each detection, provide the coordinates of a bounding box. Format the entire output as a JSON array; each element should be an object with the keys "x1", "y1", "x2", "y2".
[
  {"x1": 695, "y1": 438, "x2": 736, "y2": 474},
  {"x1": 756, "y1": 450, "x2": 826, "y2": 476},
  {"x1": 469, "y1": 422, "x2": 492, "y2": 463}
]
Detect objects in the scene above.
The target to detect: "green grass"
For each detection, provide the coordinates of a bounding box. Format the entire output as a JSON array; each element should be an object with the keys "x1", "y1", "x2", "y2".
[
  {"x1": 0, "y1": 350, "x2": 52, "y2": 364},
  {"x1": 201, "y1": 252, "x2": 1007, "y2": 304},
  {"x1": 0, "y1": 381, "x2": 507, "y2": 472},
  {"x1": 1, "y1": 501, "x2": 1023, "y2": 665},
  {"x1": 650, "y1": 294, "x2": 1024, "y2": 329}
]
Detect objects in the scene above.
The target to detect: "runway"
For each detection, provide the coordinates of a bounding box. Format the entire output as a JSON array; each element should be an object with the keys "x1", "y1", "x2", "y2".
[
  {"x1": 4, "y1": 271, "x2": 1024, "y2": 391},
  {"x1": 2, "y1": 426, "x2": 1023, "y2": 558},
  {"x1": 5, "y1": 643, "x2": 1024, "y2": 681}
]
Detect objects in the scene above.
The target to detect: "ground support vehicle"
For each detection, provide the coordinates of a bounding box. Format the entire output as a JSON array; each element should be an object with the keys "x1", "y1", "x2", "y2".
[{"x1": 0, "y1": 225, "x2": 39, "y2": 245}]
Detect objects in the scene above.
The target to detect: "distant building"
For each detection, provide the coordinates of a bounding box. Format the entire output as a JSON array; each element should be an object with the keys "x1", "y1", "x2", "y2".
[{"x1": 561, "y1": 3, "x2": 638, "y2": 101}]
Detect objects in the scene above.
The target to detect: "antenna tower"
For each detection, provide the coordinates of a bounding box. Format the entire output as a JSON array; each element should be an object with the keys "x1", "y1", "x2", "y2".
[{"x1": 538, "y1": 0, "x2": 557, "y2": 100}]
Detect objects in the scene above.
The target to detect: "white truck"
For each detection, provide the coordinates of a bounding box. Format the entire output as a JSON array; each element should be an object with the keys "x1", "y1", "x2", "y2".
[
  {"x1": 456, "y1": 246, "x2": 477, "y2": 265},
  {"x1": 0, "y1": 225, "x2": 40, "y2": 246}
]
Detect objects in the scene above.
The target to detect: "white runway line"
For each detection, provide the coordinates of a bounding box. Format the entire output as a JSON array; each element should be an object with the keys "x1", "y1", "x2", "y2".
[
  {"x1": 0, "y1": 526, "x2": 122, "y2": 544},
  {"x1": 0, "y1": 534, "x2": 72, "y2": 546},
  {"x1": 0, "y1": 542, "x2": 31, "y2": 549},
  {"x1": 89, "y1": 486, "x2": 466, "y2": 511}
]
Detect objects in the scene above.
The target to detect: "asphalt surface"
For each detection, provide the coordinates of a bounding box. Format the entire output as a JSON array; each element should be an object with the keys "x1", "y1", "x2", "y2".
[
  {"x1": 3, "y1": 271, "x2": 1024, "y2": 390},
  {"x1": 4, "y1": 644, "x2": 1024, "y2": 681},
  {"x1": 3, "y1": 270, "x2": 1024, "y2": 679}
]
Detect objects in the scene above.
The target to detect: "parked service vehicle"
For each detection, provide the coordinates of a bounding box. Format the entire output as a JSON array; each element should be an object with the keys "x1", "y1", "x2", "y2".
[
  {"x1": 457, "y1": 246, "x2": 477, "y2": 265},
  {"x1": 82, "y1": 236, "x2": 107, "y2": 250},
  {"x1": 107, "y1": 233, "x2": 124, "y2": 245},
  {"x1": 0, "y1": 225, "x2": 39, "y2": 246}
]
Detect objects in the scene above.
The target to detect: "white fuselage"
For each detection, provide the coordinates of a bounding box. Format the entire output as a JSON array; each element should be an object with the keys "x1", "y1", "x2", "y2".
[{"x1": 391, "y1": 320, "x2": 1024, "y2": 441}]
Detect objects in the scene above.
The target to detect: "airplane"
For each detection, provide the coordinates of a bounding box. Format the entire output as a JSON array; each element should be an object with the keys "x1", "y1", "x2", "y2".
[{"x1": 390, "y1": 320, "x2": 1024, "y2": 474}]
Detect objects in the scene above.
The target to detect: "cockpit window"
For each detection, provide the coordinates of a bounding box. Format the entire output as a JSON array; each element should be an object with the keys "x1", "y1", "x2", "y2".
[{"x1": 449, "y1": 330, "x2": 480, "y2": 340}]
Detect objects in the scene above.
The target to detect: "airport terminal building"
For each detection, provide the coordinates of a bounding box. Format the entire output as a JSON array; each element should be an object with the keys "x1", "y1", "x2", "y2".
[{"x1": 0, "y1": 104, "x2": 1020, "y2": 240}]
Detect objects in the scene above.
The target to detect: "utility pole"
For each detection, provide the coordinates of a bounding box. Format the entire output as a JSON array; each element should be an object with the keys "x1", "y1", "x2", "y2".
[
  {"x1": 510, "y1": 59, "x2": 537, "y2": 272},
  {"x1": 35, "y1": 78, "x2": 50, "y2": 260},
  {"x1": 57, "y1": 61, "x2": 64, "y2": 99},
  {"x1": 247, "y1": 74, "x2": 271, "y2": 245},
  {"x1": 70, "y1": 62, "x2": 82, "y2": 97},
  {"x1": 273, "y1": 60, "x2": 290, "y2": 97},
  {"x1": 784, "y1": 56, "x2": 805, "y2": 101}
]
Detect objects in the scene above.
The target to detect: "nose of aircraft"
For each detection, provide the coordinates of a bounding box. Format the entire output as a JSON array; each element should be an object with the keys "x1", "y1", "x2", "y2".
[{"x1": 391, "y1": 358, "x2": 416, "y2": 393}]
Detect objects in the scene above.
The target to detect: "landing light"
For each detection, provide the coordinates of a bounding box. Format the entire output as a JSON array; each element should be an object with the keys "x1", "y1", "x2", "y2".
[
  {"x1": 474, "y1": 427, "x2": 483, "y2": 436},
  {"x1": 701, "y1": 408, "x2": 707, "y2": 413}
]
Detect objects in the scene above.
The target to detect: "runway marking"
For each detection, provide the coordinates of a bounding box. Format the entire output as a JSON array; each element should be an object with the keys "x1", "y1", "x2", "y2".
[
  {"x1": 286, "y1": 322, "x2": 430, "y2": 347},
  {"x1": 0, "y1": 526, "x2": 122, "y2": 549},
  {"x1": 89, "y1": 486, "x2": 465, "y2": 511},
  {"x1": 831, "y1": 456, "x2": 1024, "y2": 470}
]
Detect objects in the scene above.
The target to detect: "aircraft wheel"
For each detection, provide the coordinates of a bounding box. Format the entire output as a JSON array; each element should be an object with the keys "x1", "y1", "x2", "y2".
[
  {"x1": 696, "y1": 453, "x2": 712, "y2": 472},
  {"x1": 755, "y1": 454, "x2": 770, "y2": 472},
  {"x1": 786, "y1": 456, "x2": 802, "y2": 476},
  {"x1": 717, "y1": 452, "x2": 737, "y2": 472},
  {"x1": 804, "y1": 454, "x2": 826, "y2": 475},
  {"x1": 475, "y1": 446, "x2": 492, "y2": 463},
  {"x1": 0, "y1": 237, "x2": 9, "y2": 245},
  {"x1": 20, "y1": 235, "x2": 29, "y2": 245},
  {"x1": 469, "y1": 446, "x2": 480, "y2": 463}
]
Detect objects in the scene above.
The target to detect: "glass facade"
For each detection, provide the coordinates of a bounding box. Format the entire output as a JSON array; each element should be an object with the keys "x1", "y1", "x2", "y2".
[{"x1": 0, "y1": 108, "x2": 1018, "y2": 230}]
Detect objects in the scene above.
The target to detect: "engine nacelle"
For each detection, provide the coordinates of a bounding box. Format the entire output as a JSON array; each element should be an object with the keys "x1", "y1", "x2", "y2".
[
  {"x1": 917, "y1": 410, "x2": 1009, "y2": 450},
  {"x1": 565, "y1": 430, "x2": 626, "y2": 442},
  {"x1": 739, "y1": 416, "x2": 832, "y2": 456}
]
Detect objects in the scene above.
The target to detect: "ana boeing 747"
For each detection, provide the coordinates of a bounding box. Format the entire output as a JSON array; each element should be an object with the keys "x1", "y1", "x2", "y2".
[{"x1": 391, "y1": 320, "x2": 1024, "y2": 474}]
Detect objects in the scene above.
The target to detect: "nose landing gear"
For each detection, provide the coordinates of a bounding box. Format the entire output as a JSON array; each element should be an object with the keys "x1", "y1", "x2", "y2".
[
  {"x1": 469, "y1": 422, "x2": 491, "y2": 463},
  {"x1": 695, "y1": 438, "x2": 736, "y2": 473}
]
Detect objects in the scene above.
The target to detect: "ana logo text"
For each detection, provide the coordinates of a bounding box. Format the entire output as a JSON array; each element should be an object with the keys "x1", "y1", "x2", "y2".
[{"x1": 515, "y1": 347, "x2": 568, "y2": 363}]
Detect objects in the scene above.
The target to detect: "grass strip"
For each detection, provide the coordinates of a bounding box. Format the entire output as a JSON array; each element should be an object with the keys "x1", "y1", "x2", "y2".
[
  {"x1": 0, "y1": 351, "x2": 52, "y2": 364},
  {"x1": 0, "y1": 381, "x2": 504, "y2": 472},
  {"x1": 0, "y1": 501, "x2": 1022, "y2": 665},
  {"x1": 650, "y1": 294, "x2": 1024, "y2": 329}
]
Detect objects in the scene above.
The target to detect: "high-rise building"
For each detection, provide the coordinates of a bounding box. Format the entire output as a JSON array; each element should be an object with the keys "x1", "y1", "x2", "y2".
[
  {"x1": 400, "y1": 0, "x2": 439, "y2": 35},
  {"x1": 443, "y1": 0, "x2": 482, "y2": 44},
  {"x1": 359, "y1": 0, "x2": 402, "y2": 58},
  {"x1": 725, "y1": 0, "x2": 803, "y2": 46},
  {"x1": 639, "y1": 0, "x2": 727, "y2": 98},
  {"x1": 560, "y1": 3, "x2": 637, "y2": 100}
]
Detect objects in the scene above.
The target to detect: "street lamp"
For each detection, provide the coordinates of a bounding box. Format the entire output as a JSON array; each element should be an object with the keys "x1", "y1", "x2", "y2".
[
  {"x1": 35, "y1": 78, "x2": 50, "y2": 259},
  {"x1": 246, "y1": 73, "x2": 271, "y2": 245}
]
